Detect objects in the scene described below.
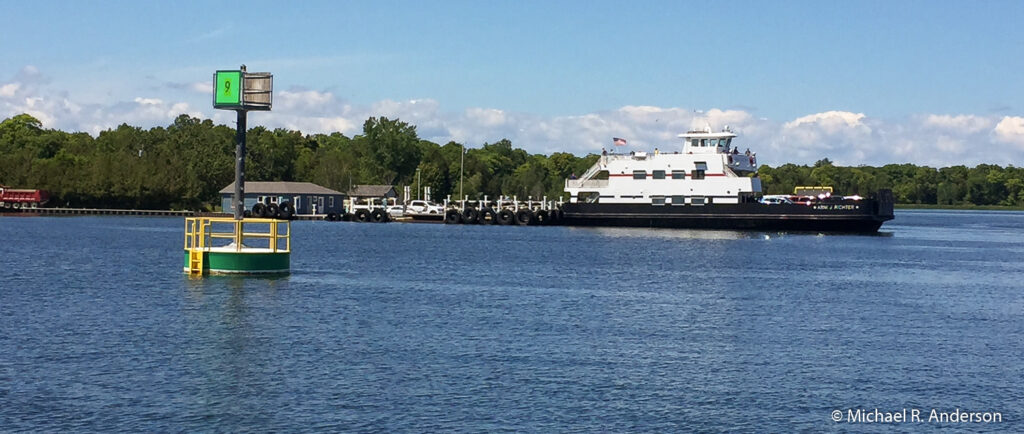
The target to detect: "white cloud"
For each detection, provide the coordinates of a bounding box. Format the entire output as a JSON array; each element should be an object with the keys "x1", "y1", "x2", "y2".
[
  {"x1": 922, "y1": 114, "x2": 992, "y2": 133},
  {"x1": 0, "y1": 83, "x2": 19, "y2": 97},
  {"x1": 3, "y1": 65, "x2": 1024, "y2": 167},
  {"x1": 190, "y1": 81, "x2": 212, "y2": 94},
  {"x1": 993, "y1": 116, "x2": 1024, "y2": 149}
]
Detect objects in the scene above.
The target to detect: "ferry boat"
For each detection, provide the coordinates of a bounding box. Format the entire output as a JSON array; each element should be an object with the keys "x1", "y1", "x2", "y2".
[{"x1": 561, "y1": 126, "x2": 894, "y2": 232}]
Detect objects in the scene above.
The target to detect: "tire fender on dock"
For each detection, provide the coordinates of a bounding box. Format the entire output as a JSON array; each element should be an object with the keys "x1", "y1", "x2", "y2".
[
  {"x1": 462, "y1": 208, "x2": 480, "y2": 224},
  {"x1": 252, "y1": 203, "x2": 268, "y2": 218},
  {"x1": 445, "y1": 209, "x2": 462, "y2": 224},
  {"x1": 355, "y1": 209, "x2": 371, "y2": 222},
  {"x1": 515, "y1": 209, "x2": 535, "y2": 226},
  {"x1": 267, "y1": 203, "x2": 280, "y2": 219},
  {"x1": 480, "y1": 207, "x2": 498, "y2": 224},
  {"x1": 279, "y1": 202, "x2": 295, "y2": 220},
  {"x1": 497, "y1": 209, "x2": 515, "y2": 225},
  {"x1": 535, "y1": 210, "x2": 549, "y2": 225},
  {"x1": 371, "y1": 209, "x2": 387, "y2": 223}
]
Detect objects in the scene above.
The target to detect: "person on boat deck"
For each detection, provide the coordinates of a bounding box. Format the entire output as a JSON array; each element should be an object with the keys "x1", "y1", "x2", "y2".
[
  {"x1": 570, "y1": 172, "x2": 577, "y2": 179},
  {"x1": 732, "y1": 147, "x2": 739, "y2": 155},
  {"x1": 602, "y1": 147, "x2": 607, "y2": 156},
  {"x1": 654, "y1": 147, "x2": 660, "y2": 155},
  {"x1": 744, "y1": 148, "x2": 751, "y2": 156}
]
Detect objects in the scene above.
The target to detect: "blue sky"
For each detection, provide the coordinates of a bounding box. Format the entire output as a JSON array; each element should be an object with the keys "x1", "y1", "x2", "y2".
[{"x1": 3, "y1": 0, "x2": 1024, "y2": 166}]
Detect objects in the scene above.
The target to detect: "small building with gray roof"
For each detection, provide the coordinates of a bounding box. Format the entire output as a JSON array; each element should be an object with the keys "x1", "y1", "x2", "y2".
[{"x1": 219, "y1": 181, "x2": 346, "y2": 215}]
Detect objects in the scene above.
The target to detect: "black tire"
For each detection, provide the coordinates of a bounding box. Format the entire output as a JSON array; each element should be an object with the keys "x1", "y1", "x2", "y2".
[
  {"x1": 342, "y1": 213, "x2": 353, "y2": 222},
  {"x1": 243, "y1": 210, "x2": 252, "y2": 218},
  {"x1": 326, "y1": 212, "x2": 337, "y2": 221},
  {"x1": 279, "y1": 202, "x2": 295, "y2": 220},
  {"x1": 355, "y1": 209, "x2": 371, "y2": 222},
  {"x1": 266, "y1": 203, "x2": 280, "y2": 219},
  {"x1": 370, "y1": 209, "x2": 386, "y2": 223},
  {"x1": 535, "y1": 210, "x2": 549, "y2": 225},
  {"x1": 445, "y1": 209, "x2": 462, "y2": 224},
  {"x1": 497, "y1": 209, "x2": 515, "y2": 225},
  {"x1": 480, "y1": 207, "x2": 498, "y2": 224},
  {"x1": 515, "y1": 209, "x2": 535, "y2": 226},
  {"x1": 252, "y1": 203, "x2": 268, "y2": 218},
  {"x1": 547, "y1": 209, "x2": 559, "y2": 224},
  {"x1": 462, "y1": 208, "x2": 479, "y2": 224}
]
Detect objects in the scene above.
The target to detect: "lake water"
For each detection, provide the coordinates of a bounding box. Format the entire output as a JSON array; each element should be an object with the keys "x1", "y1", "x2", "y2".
[{"x1": 1, "y1": 210, "x2": 1022, "y2": 432}]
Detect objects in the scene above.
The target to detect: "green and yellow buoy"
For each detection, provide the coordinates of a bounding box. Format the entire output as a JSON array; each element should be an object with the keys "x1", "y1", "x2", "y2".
[{"x1": 184, "y1": 217, "x2": 290, "y2": 275}]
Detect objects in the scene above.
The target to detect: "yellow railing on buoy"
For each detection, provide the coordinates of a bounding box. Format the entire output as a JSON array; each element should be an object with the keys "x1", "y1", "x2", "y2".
[{"x1": 184, "y1": 217, "x2": 291, "y2": 274}]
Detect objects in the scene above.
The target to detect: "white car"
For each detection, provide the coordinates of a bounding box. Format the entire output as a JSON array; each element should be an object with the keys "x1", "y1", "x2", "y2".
[
  {"x1": 386, "y1": 205, "x2": 406, "y2": 217},
  {"x1": 406, "y1": 200, "x2": 444, "y2": 214}
]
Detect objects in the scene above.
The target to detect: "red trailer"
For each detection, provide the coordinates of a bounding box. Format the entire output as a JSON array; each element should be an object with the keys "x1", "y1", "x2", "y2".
[{"x1": 0, "y1": 185, "x2": 49, "y2": 209}]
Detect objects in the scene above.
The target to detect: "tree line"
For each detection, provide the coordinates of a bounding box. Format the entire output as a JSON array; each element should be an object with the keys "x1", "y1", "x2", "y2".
[{"x1": 1, "y1": 113, "x2": 1022, "y2": 209}]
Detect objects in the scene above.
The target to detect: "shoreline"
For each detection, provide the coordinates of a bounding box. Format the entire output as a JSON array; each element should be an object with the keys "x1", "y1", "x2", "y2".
[{"x1": 895, "y1": 204, "x2": 1024, "y2": 211}]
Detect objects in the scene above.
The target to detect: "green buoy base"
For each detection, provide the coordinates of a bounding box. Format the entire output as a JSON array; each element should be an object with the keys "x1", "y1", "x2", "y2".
[{"x1": 183, "y1": 248, "x2": 290, "y2": 275}]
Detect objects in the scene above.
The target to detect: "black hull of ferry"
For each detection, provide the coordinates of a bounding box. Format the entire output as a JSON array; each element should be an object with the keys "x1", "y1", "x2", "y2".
[{"x1": 560, "y1": 191, "x2": 895, "y2": 233}]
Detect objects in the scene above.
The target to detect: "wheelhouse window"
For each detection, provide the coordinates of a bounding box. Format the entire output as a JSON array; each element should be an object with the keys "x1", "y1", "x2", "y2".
[
  {"x1": 691, "y1": 139, "x2": 699, "y2": 147},
  {"x1": 651, "y1": 196, "x2": 666, "y2": 206},
  {"x1": 671, "y1": 195, "x2": 685, "y2": 205},
  {"x1": 672, "y1": 170, "x2": 686, "y2": 179},
  {"x1": 653, "y1": 170, "x2": 665, "y2": 179},
  {"x1": 633, "y1": 170, "x2": 646, "y2": 180}
]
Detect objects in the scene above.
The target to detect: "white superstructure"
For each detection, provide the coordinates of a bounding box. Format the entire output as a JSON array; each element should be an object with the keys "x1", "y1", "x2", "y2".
[{"x1": 565, "y1": 126, "x2": 762, "y2": 205}]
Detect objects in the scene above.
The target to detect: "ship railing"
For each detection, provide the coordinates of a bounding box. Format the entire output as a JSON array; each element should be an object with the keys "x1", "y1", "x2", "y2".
[
  {"x1": 565, "y1": 179, "x2": 609, "y2": 189},
  {"x1": 184, "y1": 217, "x2": 291, "y2": 253}
]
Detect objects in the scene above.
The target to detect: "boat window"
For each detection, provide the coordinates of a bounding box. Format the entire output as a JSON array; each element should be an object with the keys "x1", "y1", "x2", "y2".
[
  {"x1": 709, "y1": 139, "x2": 718, "y2": 147},
  {"x1": 691, "y1": 139, "x2": 699, "y2": 147},
  {"x1": 652, "y1": 196, "x2": 665, "y2": 206},
  {"x1": 579, "y1": 192, "x2": 600, "y2": 203},
  {"x1": 633, "y1": 170, "x2": 646, "y2": 180},
  {"x1": 671, "y1": 195, "x2": 685, "y2": 205},
  {"x1": 692, "y1": 162, "x2": 706, "y2": 180},
  {"x1": 700, "y1": 139, "x2": 707, "y2": 147},
  {"x1": 725, "y1": 138, "x2": 732, "y2": 147},
  {"x1": 672, "y1": 170, "x2": 686, "y2": 179},
  {"x1": 692, "y1": 196, "x2": 705, "y2": 206},
  {"x1": 653, "y1": 170, "x2": 665, "y2": 179}
]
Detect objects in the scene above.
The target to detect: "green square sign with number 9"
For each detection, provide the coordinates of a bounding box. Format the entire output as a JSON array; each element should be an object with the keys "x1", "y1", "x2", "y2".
[{"x1": 214, "y1": 70, "x2": 242, "y2": 107}]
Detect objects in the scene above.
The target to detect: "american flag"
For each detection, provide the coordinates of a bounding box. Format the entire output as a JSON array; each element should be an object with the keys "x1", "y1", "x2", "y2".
[{"x1": 613, "y1": 137, "x2": 627, "y2": 146}]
